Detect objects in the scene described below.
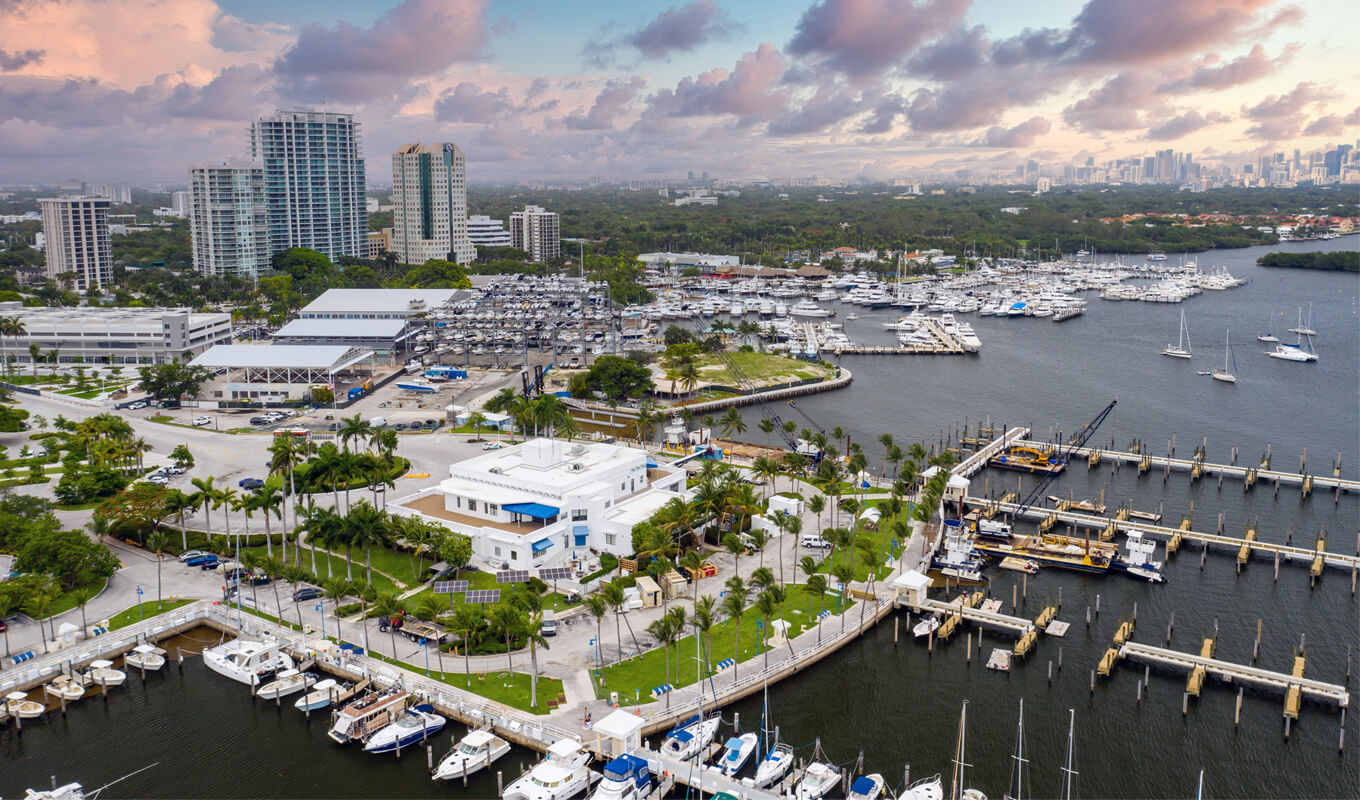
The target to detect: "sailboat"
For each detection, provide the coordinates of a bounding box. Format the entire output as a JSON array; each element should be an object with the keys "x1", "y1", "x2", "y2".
[
  {"x1": 1288, "y1": 304, "x2": 1317, "y2": 337},
  {"x1": 1256, "y1": 309, "x2": 1278, "y2": 343},
  {"x1": 1162, "y1": 308, "x2": 1192, "y2": 359},
  {"x1": 1058, "y1": 710, "x2": 1079, "y2": 800},
  {"x1": 948, "y1": 700, "x2": 987, "y2": 800},
  {"x1": 1003, "y1": 700, "x2": 1028, "y2": 800},
  {"x1": 1267, "y1": 331, "x2": 1318, "y2": 362},
  {"x1": 1211, "y1": 330, "x2": 1237, "y2": 383}
]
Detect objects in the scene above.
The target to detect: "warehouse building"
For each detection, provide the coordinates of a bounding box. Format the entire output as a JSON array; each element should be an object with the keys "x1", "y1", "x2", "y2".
[
  {"x1": 0, "y1": 304, "x2": 231, "y2": 365},
  {"x1": 189, "y1": 344, "x2": 374, "y2": 402},
  {"x1": 298, "y1": 288, "x2": 459, "y2": 321}
]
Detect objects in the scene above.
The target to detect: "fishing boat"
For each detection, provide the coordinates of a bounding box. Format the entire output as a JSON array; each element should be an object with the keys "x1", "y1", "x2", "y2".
[
  {"x1": 912, "y1": 614, "x2": 940, "y2": 638},
  {"x1": 660, "y1": 712, "x2": 720, "y2": 760},
  {"x1": 433, "y1": 729, "x2": 512, "y2": 781},
  {"x1": 719, "y1": 733, "x2": 758, "y2": 777},
  {"x1": 84, "y1": 659, "x2": 126, "y2": 688},
  {"x1": 294, "y1": 678, "x2": 340, "y2": 712},
  {"x1": 1162, "y1": 308, "x2": 1192, "y2": 359},
  {"x1": 255, "y1": 669, "x2": 317, "y2": 700},
  {"x1": 588, "y1": 753, "x2": 653, "y2": 800},
  {"x1": 1211, "y1": 330, "x2": 1237, "y2": 383},
  {"x1": 753, "y1": 742, "x2": 795, "y2": 787},
  {"x1": 396, "y1": 381, "x2": 437, "y2": 393},
  {"x1": 501, "y1": 739, "x2": 593, "y2": 800},
  {"x1": 899, "y1": 775, "x2": 945, "y2": 800},
  {"x1": 5, "y1": 690, "x2": 44, "y2": 719},
  {"x1": 796, "y1": 762, "x2": 840, "y2": 800},
  {"x1": 363, "y1": 705, "x2": 446, "y2": 754},
  {"x1": 1111, "y1": 531, "x2": 1165, "y2": 583},
  {"x1": 44, "y1": 675, "x2": 85, "y2": 702},
  {"x1": 123, "y1": 644, "x2": 166, "y2": 672},
  {"x1": 848, "y1": 774, "x2": 887, "y2": 800},
  {"x1": 203, "y1": 639, "x2": 294, "y2": 686},
  {"x1": 327, "y1": 688, "x2": 409, "y2": 744}
]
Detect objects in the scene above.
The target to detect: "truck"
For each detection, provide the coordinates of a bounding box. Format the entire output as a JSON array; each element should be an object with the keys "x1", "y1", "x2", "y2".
[
  {"x1": 347, "y1": 386, "x2": 365, "y2": 401},
  {"x1": 379, "y1": 612, "x2": 449, "y2": 646}
]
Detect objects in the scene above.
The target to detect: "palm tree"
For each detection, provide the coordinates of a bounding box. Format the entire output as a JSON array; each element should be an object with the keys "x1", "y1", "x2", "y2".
[
  {"x1": 28, "y1": 342, "x2": 41, "y2": 381},
  {"x1": 805, "y1": 574, "x2": 828, "y2": 644},
  {"x1": 779, "y1": 515, "x2": 802, "y2": 587},
  {"x1": 338, "y1": 414, "x2": 372, "y2": 453},
  {"x1": 283, "y1": 565, "x2": 310, "y2": 629},
  {"x1": 189, "y1": 475, "x2": 216, "y2": 547},
  {"x1": 664, "y1": 606, "x2": 687, "y2": 682},
  {"x1": 692, "y1": 594, "x2": 717, "y2": 684},
  {"x1": 807, "y1": 494, "x2": 825, "y2": 536},
  {"x1": 831, "y1": 563, "x2": 854, "y2": 630},
  {"x1": 586, "y1": 594, "x2": 609, "y2": 669},
  {"x1": 373, "y1": 593, "x2": 404, "y2": 661},
  {"x1": 343, "y1": 500, "x2": 386, "y2": 586},
  {"x1": 164, "y1": 488, "x2": 194, "y2": 551},
  {"x1": 489, "y1": 602, "x2": 524, "y2": 673},
  {"x1": 466, "y1": 411, "x2": 488, "y2": 441},
  {"x1": 720, "y1": 587, "x2": 746, "y2": 684},
  {"x1": 646, "y1": 615, "x2": 678, "y2": 687},
  {"x1": 311, "y1": 442, "x2": 347, "y2": 512},
  {"x1": 754, "y1": 590, "x2": 778, "y2": 670},
  {"x1": 757, "y1": 417, "x2": 774, "y2": 446},
  {"x1": 718, "y1": 407, "x2": 746, "y2": 440},
  {"x1": 322, "y1": 577, "x2": 350, "y2": 642},
  {"x1": 70, "y1": 587, "x2": 93, "y2": 638},
  {"x1": 634, "y1": 404, "x2": 659, "y2": 443},
  {"x1": 23, "y1": 590, "x2": 53, "y2": 653},
  {"x1": 722, "y1": 533, "x2": 745, "y2": 577},
  {"x1": 214, "y1": 486, "x2": 238, "y2": 553},
  {"x1": 300, "y1": 503, "x2": 337, "y2": 576},
  {"x1": 254, "y1": 481, "x2": 284, "y2": 560},
  {"x1": 260, "y1": 556, "x2": 286, "y2": 628},
  {"x1": 0, "y1": 594, "x2": 16, "y2": 662},
  {"x1": 747, "y1": 528, "x2": 769, "y2": 569},
  {"x1": 146, "y1": 529, "x2": 169, "y2": 606},
  {"x1": 601, "y1": 581, "x2": 631, "y2": 662},
  {"x1": 751, "y1": 456, "x2": 781, "y2": 500},
  {"x1": 451, "y1": 604, "x2": 484, "y2": 685},
  {"x1": 750, "y1": 566, "x2": 775, "y2": 594}
]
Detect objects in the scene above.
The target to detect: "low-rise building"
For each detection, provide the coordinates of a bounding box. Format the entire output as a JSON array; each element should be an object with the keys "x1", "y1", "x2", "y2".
[
  {"x1": 271, "y1": 318, "x2": 412, "y2": 360},
  {"x1": 299, "y1": 288, "x2": 459, "y2": 320},
  {"x1": 0, "y1": 304, "x2": 231, "y2": 365},
  {"x1": 189, "y1": 344, "x2": 374, "y2": 402},
  {"x1": 390, "y1": 438, "x2": 688, "y2": 569}
]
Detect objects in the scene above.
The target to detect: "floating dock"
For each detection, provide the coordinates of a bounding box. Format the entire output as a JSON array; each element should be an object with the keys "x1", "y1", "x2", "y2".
[{"x1": 1113, "y1": 640, "x2": 1349, "y2": 711}]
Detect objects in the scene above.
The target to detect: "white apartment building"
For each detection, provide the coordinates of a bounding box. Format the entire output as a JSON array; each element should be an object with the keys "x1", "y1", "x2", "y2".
[
  {"x1": 509, "y1": 205, "x2": 561, "y2": 263},
  {"x1": 391, "y1": 438, "x2": 688, "y2": 569},
  {"x1": 0, "y1": 304, "x2": 231, "y2": 365},
  {"x1": 189, "y1": 161, "x2": 271, "y2": 279},
  {"x1": 171, "y1": 191, "x2": 191, "y2": 218},
  {"x1": 467, "y1": 215, "x2": 511, "y2": 248},
  {"x1": 86, "y1": 183, "x2": 132, "y2": 204},
  {"x1": 391, "y1": 143, "x2": 475, "y2": 265},
  {"x1": 39, "y1": 196, "x2": 113, "y2": 290}
]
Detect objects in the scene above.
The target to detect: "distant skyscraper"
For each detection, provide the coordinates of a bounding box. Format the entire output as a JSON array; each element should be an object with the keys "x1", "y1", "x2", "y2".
[
  {"x1": 250, "y1": 109, "x2": 366, "y2": 260},
  {"x1": 390, "y1": 142, "x2": 475, "y2": 265},
  {"x1": 509, "y1": 205, "x2": 561, "y2": 263},
  {"x1": 39, "y1": 196, "x2": 112, "y2": 290},
  {"x1": 188, "y1": 161, "x2": 271, "y2": 279}
]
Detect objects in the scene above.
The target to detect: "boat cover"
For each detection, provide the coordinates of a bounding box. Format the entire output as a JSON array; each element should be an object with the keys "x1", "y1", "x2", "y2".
[{"x1": 851, "y1": 776, "x2": 876, "y2": 795}]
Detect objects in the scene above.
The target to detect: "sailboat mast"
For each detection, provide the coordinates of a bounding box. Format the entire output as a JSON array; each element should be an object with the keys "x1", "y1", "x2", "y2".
[
  {"x1": 950, "y1": 700, "x2": 969, "y2": 800},
  {"x1": 1059, "y1": 709, "x2": 1078, "y2": 800},
  {"x1": 1005, "y1": 698, "x2": 1027, "y2": 800}
]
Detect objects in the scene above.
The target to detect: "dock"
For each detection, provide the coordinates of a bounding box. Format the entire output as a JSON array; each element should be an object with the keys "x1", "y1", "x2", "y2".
[
  {"x1": 644, "y1": 750, "x2": 783, "y2": 800},
  {"x1": 895, "y1": 594, "x2": 1037, "y2": 637},
  {"x1": 1113, "y1": 640, "x2": 1349, "y2": 711},
  {"x1": 954, "y1": 427, "x2": 1030, "y2": 478},
  {"x1": 962, "y1": 497, "x2": 1360, "y2": 573},
  {"x1": 832, "y1": 319, "x2": 968, "y2": 355},
  {"x1": 1020, "y1": 440, "x2": 1359, "y2": 494}
]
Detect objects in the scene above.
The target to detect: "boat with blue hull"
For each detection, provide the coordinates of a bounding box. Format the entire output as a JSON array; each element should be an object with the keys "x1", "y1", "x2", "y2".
[{"x1": 363, "y1": 705, "x2": 446, "y2": 754}]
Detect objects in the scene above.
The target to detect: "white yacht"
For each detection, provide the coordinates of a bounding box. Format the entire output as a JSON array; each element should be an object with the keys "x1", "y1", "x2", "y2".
[
  {"x1": 1162, "y1": 308, "x2": 1192, "y2": 359},
  {"x1": 502, "y1": 739, "x2": 593, "y2": 800},
  {"x1": 1211, "y1": 330, "x2": 1237, "y2": 383},
  {"x1": 1267, "y1": 337, "x2": 1317, "y2": 362},
  {"x1": 364, "y1": 705, "x2": 446, "y2": 754},
  {"x1": 955, "y1": 323, "x2": 982, "y2": 352},
  {"x1": 848, "y1": 774, "x2": 887, "y2": 800},
  {"x1": 795, "y1": 762, "x2": 840, "y2": 800},
  {"x1": 124, "y1": 644, "x2": 166, "y2": 672},
  {"x1": 255, "y1": 669, "x2": 316, "y2": 700},
  {"x1": 912, "y1": 615, "x2": 940, "y2": 638},
  {"x1": 898, "y1": 774, "x2": 945, "y2": 800},
  {"x1": 1288, "y1": 304, "x2": 1317, "y2": 336},
  {"x1": 588, "y1": 753, "x2": 652, "y2": 800},
  {"x1": 789, "y1": 300, "x2": 833, "y2": 318},
  {"x1": 203, "y1": 639, "x2": 294, "y2": 686},
  {"x1": 719, "y1": 732, "x2": 758, "y2": 776},
  {"x1": 753, "y1": 742, "x2": 795, "y2": 787},
  {"x1": 660, "y1": 713, "x2": 720, "y2": 760},
  {"x1": 433, "y1": 729, "x2": 512, "y2": 781}
]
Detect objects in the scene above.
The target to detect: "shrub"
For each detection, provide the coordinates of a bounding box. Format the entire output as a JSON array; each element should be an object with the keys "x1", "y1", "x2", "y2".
[{"x1": 526, "y1": 576, "x2": 548, "y2": 595}]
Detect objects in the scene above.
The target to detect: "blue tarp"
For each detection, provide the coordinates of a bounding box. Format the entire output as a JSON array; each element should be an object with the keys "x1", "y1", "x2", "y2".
[
  {"x1": 504, "y1": 502, "x2": 559, "y2": 519},
  {"x1": 671, "y1": 730, "x2": 695, "y2": 743},
  {"x1": 851, "y1": 777, "x2": 876, "y2": 795},
  {"x1": 531, "y1": 538, "x2": 552, "y2": 553}
]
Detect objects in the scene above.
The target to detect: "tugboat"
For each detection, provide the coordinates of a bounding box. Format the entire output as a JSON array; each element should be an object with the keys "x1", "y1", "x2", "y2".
[{"x1": 1112, "y1": 530, "x2": 1165, "y2": 583}]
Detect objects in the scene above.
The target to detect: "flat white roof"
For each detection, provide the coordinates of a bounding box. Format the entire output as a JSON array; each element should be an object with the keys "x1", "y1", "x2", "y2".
[
  {"x1": 605, "y1": 490, "x2": 680, "y2": 527},
  {"x1": 301, "y1": 289, "x2": 457, "y2": 314},
  {"x1": 593, "y1": 709, "x2": 645, "y2": 738},
  {"x1": 455, "y1": 438, "x2": 645, "y2": 489},
  {"x1": 274, "y1": 318, "x2": 407, "y2": 338},
  {"x1": 190, "y1": 345, "x2": 370, "y2": 370}
]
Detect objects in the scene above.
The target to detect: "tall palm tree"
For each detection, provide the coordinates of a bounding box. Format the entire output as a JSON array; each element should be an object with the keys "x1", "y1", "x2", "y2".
[
  {"x1": 0, "y1": 594, "x2": 17, "y2": 662},
  {"x1": 28, "y1": 342, "x2": 41, "y2": 381},
  {"x1": 601, "y1": 581, "x2": 630, "y2": 663},
  {"x1": 311, "y1": 442, "x2": 347, "y2": 512},
  {"x1": 720, "y1": 587, "x2": 746, "y2": 684},
  {"x1": 451, "y1": 604, "x2": 484, "y2": 685},
  {"x1": 514, "y1": 592, "x2": 551, "y2": 708},
  {"x1": 254, "y1": 481, "x2": 284, "y2": 560},
  {"x1": 718, "y1": 407, "x2": 746, "y2": 440},
  {"x1": 146, "y1": 529, "x2": 169, "y2": 606},
  {"x1": 757, "y1": 417, "x2": 774, "y2": 446},
  {"x1": 747, "y1": 529, "x2": 769, "y2": 569},
  {"x1": 586, "y1": 594, "x2": 609, "y2": 669},
  {"x1": 189, "y1": 475, "x2": 216, "y2": 546},
  {"x1": 164, "y1": 488, "x2": 194, "y2": 551},
  {"x1": 831, "y1": 563, "x2": 854, "y2": 630},
  {"x1": 780, "y1": 515, "x2": 802, "y2": 587},
  {"x1": 646, "y1": 615, "x2": 677, "y2": 687},
  {"x1": 283, "y1": 565, "x2": 310, "y2": 630},
  {"x1": 23, "y1": 590, "x2": 53, "y2": 653},
  {"x1": 299, "y1": 503, "x2": 336, "y2": 576},
  {"x1": 213, "y1": 486, "x2": 238, "y2": 552},
  {"x1": 754, "y1": 590, "x2": 777, "y2": 671},
  {"x1": 70, "y1": 587, "x2": 93, "y2": 639},
  {"x1": 343, "y1": 500, "x2": 386, "y2": 586},
  {"x1": 338, "y1": 414, "x2": 372, "y2": 453},
  {"x1": 692, "y1": 594, "x2": 717, "y2": 684},
  {"x1": 679, "y1": 550, "x2": 711, "y2": 611},
  {"x1": 489, "y1": 602, "x2": 524, "y2": 673},
  {"x1": 722, "y1": 533, "x2": 745, "y2": 578},
  {"x1": 373, "y1": 593, "x2": 404, "y2": 660},
  {"x1": 321, "y1": 577, "x2": 350, "y2": 643},
  {"x1": 805, "y1": 574, "x2": 828, "y2": 644}
]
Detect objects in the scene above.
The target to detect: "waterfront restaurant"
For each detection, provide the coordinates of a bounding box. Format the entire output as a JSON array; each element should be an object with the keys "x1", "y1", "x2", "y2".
[{"x1": 389, "y1": 438, "x2": 688, "y2": 569}]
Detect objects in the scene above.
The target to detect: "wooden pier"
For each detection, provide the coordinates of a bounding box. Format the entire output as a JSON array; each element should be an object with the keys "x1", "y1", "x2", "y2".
[
  {"x1": 833, "y1": 319, "x2": 968, "y2": 356},
  {"x1": 896, "y1": 594, "x2": 1037, "y2": 637},
  {"x1": 1020, "y1": 440, "x2": 1359, "y2": 494},
  {"x1": 1113, "y1": 640, "x2": 1349, "y2": 711},
  {"x1": 962, "y1": 497, "x2": 1360, "y2": 573}
]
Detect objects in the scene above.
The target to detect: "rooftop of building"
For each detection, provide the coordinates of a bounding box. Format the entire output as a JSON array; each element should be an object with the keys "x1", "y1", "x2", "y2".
[
  {"x1": 452, "y1": 438, "x2": 647, "y2": 489},
  {"x1": 273, "y1": 318, "x2": 407, "y2": 339},
  {"x1": 299, "y1": 288, "x2": 458, "y2": 315},
  {"x1": 189, "y1": 344, "x2": 371, "y2": 370},
  {"x1": 0, "y1": 305, "x2": 228, "y2": 328}
]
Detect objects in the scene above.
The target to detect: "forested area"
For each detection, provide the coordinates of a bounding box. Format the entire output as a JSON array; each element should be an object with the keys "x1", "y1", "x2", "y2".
[{"x1": 1257, "y1": 251, "x2": 1358, "y2": 271}]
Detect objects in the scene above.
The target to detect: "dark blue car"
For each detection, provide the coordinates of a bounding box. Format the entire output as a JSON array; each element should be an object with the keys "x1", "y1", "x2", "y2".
[{"x1": 185, "y1": 554, "x2": 216, "y2": 566}]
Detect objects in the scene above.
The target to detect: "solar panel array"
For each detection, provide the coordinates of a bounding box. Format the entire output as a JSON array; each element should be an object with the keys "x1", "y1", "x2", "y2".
[
  {"x1": 496, "y1": 570, "x2": 530, "y2": 584},
  {"x1": 537, "y1": 567, "x2": 573, "y2": 581},
  {"x1": 432, "y1": 580, "x2": 469, "y2": 594},
  {"x1": 466, "y1": 589, "x2": 501, "y2": 604}
]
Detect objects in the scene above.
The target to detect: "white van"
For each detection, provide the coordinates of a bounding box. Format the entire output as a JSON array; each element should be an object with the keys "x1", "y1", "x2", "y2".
[
  {"x1": 541, "y1": 609, "x2": 557, "y2": 637},
  {"x1": 367, "y1": 416, "x2": 387, "y2": 428},
  {"x1": 800, "y1": 534, "x2": 832, "y2": 550}
]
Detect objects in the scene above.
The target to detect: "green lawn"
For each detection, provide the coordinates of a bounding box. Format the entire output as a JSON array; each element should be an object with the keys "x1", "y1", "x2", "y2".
[
  {"x1": 369, "y1": 652, "x2": 565, "y2": 714},
  {"x1": 593, "y1": 584, "x2": 852, "y2": 701},
  {"x1": 107, "y1": 598, "x2": 194, "y2": 630},
  {"x1": 48, "y1": 574, "x2": 111, "y2": 616},
  {"x1": 693, "y1": 351, "x2": 833, "y2": 387},
  {"x1": 403, "y1": 568, "x2": 579, "y2": 616},
  {"x1": 806, "y1": 519, "x2": 904, "y2": 584},
  {"x1": 242, "y1": 545, "x2": 401, "y2": 595}
]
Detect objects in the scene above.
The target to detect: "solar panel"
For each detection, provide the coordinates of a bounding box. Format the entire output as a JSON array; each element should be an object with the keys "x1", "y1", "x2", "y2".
[
  {"x1": 537, "y1": 567, "x2": 573, "y2": 581},
  {"x1": 466, "y1": 589, "x2": 501, "y2": 604},
  {"x1": 496, "y1": 570, "x2": 529, "y2": 584},
  {"x1": 432, "y1": 580, "x2": 469, "y2": 594}
]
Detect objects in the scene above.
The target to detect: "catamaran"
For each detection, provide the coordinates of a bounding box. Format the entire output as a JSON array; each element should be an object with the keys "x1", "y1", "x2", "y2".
[
  {"x1": 1211, "y1": 330, "x2": 1237, "y2": 383},
  {"x1": 1162, "y1": 308, "x2": 1192, "y2": 359},
  {"x1": 1268, "y1": 330, "x2": 1318, "y2": 362}
]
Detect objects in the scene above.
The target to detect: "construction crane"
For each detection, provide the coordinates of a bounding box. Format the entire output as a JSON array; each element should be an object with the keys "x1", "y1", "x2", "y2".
[{"x1": 1011, "y1": 399, "x2": 1118, "y2": 520}]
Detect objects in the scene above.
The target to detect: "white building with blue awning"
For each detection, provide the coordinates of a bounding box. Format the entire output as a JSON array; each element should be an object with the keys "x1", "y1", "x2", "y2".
[{"x1": 390, "y1": 438, "x2": 688, "y2": 569}]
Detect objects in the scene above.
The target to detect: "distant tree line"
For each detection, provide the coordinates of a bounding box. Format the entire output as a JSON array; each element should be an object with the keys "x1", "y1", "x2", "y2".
[{"x1": 1256, "y1": 251, "x2": 1358, "y2": 272}]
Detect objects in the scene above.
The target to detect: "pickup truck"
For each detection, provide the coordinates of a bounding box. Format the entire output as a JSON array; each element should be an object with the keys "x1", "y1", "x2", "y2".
[{"x1": 379, "y1": 614, "x2": 449, "y2": 646}]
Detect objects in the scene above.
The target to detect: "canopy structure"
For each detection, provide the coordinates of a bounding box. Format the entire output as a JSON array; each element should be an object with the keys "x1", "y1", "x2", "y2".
[
  {"x1": 504, "y1": 502, "x2": 560, "y2": 520},
  {"x1": 531, "y1": 538, "x2": 553, "y2": 553}
]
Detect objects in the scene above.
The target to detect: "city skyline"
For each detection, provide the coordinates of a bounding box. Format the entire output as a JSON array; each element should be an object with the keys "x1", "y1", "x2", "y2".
[{"x1": 0, "y1": 0, "x2": 1356, "y2": 184}]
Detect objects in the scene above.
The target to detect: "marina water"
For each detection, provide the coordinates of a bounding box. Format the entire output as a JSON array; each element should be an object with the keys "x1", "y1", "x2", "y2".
[{"x1": 3, "y1": 239, "x2": 1356, "y2": 798}]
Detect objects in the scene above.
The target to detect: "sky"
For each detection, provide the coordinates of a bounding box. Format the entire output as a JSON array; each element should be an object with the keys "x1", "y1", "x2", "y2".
[{"x1": 1, "y1": 0, "x2": 1356, "y2": 184}]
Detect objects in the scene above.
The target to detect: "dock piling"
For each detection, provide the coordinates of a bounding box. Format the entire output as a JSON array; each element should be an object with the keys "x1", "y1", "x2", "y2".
[
  {"x1": 1048, "y1": 661, "x2": 1053, "y2": 685},
  {"x1": 1235, "y1": 688, "x2": 1243, "y2": 726},
  {"x1": 1096, "y1": 594, "x2": 1100, "y2": 616},
  {"x1": 1341, "y1": 710, "x2": 1347, "y2": 753},
  {"x1": 1254, "y1": 619, "x2": 1262, "y2": 663},
  {"x1": 1137, "y1": 680, "x2": 1142, "y2": 703},
  {"x1": 967, "y1": 632, "x2": 972, "y2": 663},
  {"x1": 1166, "y1": 612, "x2": 1175, "y2": 645},
  {"x1": 1183, "y1": 691, "x2": 1189, "y2": 716},
  {"x1": 1059, "y1": 646, "x2": 1063, "y2": 670},
  {"x1": 1132, "y1": 602, "x2": 1138, "y2": 622},
  {"x1": 894, "y1": 616, "x2": 899, "y2": 646},
  {"x1": 1090, "y1": 670, "x2": 1095, "y2": 695},
  {"x1": 496, "y1": 772, "x2": 502, "y2": 797}
]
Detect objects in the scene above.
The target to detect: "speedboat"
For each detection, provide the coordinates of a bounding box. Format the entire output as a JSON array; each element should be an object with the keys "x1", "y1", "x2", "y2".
[
  {"x1": 294, "y1": 678, "x2": 340, "y2": 712},
  {"x1": 44, "y1": 675, "x2": 85, "y2": 702},
  {"x1": 502, "y1": 739, "x2": 593, "y2": 800},
  {"x1": 795, "y1": 762, "x2": 840, "y2": 800},
  {"x1": 21, "y1": 782, "x2": 85, "y2": 800},
  {"x1": 912, "y1": 615, "x2": 940, "y2": 638},
  {"x1": 660, "y1": 713, "x2": 720, "y2": 760},
  {"x1": 753, "y1": 742, "x2": 794, "y2": 787},
  {"x1": 85, "y1": 659, "x2": 126, "y2": 688},
  {"x1": 899, "y1": 774, "x2": 945, "y2": 800},
  {"x1": 433, "y1": 729, "x2": 512, "y2": 781},
  {"x1": 124, "y1": 644, "x2": 166, "y2": 671},
  {"x1": 203, "y1": 639, "x2": 294, "y2": 686},
  {"x1": 589, "y1": 753, "x2": 652, "y2": 800},
  {"x1": 849, "y1": 774, "x2": 887, "y2": 800},
  {"x1": 255, "y1": 669, "x2": 317, "y2": 700},
  {"x1": 328, "y1": 688, "x2": 409, "y2": 744},
  {"x1": 5, "y1": 691, "x2": 45, "y2": 719},
  {"x1": 720, "y1": 732, "x2": 758, "y2": 776},
  {"x1": 364, "y1": 704, "x2": 446, "y2": 754}
]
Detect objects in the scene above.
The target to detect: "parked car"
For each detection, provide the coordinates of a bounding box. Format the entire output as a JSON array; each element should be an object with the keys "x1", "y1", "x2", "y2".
[
  {"x1": 292, "y1": 586, "x2": 321, "y2": 602},
  {"x1": 249, "y1": 416, "x2": 269, "y2": 425},
  {"x1": 165, "y1": 465, "x2": 187, "y2": 475},
  {"x1": 128, "y1": 401, "x2": 148, "y2": 410},
  {"x1": 238, "y1": 477, "x2": 263, "y2": 490},
  {"x1": 178, "y1": 550, "x2": 209, "y2": 562},
  {"x1": 192, "y1": 416, "x2": 212, "y2": 426},
  {"x1": 424, "y1": 419, "x2": 438, "y2": 428},
  {"x1": 145, "y1": 475, "x2": 170, "y2": 486},
  {"x1": 185, "y1": 554, "x2": 216, "y2": 566},
  {"x1": 482, "y1": 441, "x2": 501, "y2": 450},
  {"x1": 541, "y1": 610, "x2": 557, "y2": 637},
  {"x1": 198, "y1": 558, "x2": 221, "y2": 570},
  {"x1": 393, "y1": 422, "x2": 406, "y2": 430},
  {"x1": 222, "y1": 567, "x2": 249, "y2": 581}
]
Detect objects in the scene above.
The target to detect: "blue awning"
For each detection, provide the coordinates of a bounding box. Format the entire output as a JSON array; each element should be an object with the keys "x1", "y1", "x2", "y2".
[
  {"x1": 504, "y1": 502, "x2": 559, "y2": 519},
  {"x1": 532, "y1": 538, "x2": 553, "y2": 553},
  {"x1": 646, "y1": 459, "x2": 659, "y2": 469}
]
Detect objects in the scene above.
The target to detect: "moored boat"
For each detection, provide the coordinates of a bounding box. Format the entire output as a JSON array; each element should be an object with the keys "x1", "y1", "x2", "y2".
[
  {"x1": 203, "y1": 639, "x2": 294, "y2": 686},
  {"x1": 327, "y1": 688, "x2": 408, "y2": 744},
  {"x1": 660, "y1": 712, "x2": 720, "y2": 760},
  {"x1": 589, "y1": 753, "x2": 652, "y2": 800},
  {"x1": 363, "y1": 704, "x2": 446, "y2": 754},
  {"x1": 255, "y1": 668, "x2": 317, "y2": 700},
  {"x1": 719, "y1": 732, "x2": 758, "y2": 776},
  {"x1": 433, "y1": 729, "x2": 512, "y2": 781},
  {"x1": 795, "y1": 762, "x2": 840, "y2": 800},
  {"x1": 124, "y1": 644, "x2": 166, "y2": 672},
  {"x1": 849, "y1": 774, "x2": 887, "y2": 800},
  {"x1": 753, "y1": 742, "x2": 795, "y2": 787},
  {"x1": 6, "y1": 690, "x2": 45, "y2": 719},
  {"x1": 44, "y1": 675, "x2": 85, "y2": 702},
  {"x1": 502, "y1": 739, "x2": 593, "y2": 800},
  {"x1": 294, "y1": 678, "x2": 340, "y2": 712}
]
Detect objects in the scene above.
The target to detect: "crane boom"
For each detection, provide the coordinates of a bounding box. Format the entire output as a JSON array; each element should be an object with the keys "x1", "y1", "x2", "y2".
[{"x1": 1013, "y1": 399, "x2": 1117, "y2": 519}]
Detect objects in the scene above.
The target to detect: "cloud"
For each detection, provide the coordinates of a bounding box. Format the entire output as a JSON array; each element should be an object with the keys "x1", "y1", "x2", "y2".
[
  {"x1": 1242, "y1": 81, "x2": 1333, "y2": 140},
  {"x1": 274, "y1": 0, "x2": 489, "y2": 102},
  {"x1": 0, "y1": 48, "x2": 44, "y2": 71},
  {"x1": 642, "y1": 43, "x2": 789, "y2": 125},
  {"x1": 1156, "y1": 43, "x2": 1296, "y2": 94},
  {"x1": 1301, "y1": 108, "x2": 1360, "y2": 137},
  {"x1": 767, "y1": 86, "x2": 870, "y2": 136},
  {"x1": 433, "y1": 82, "x2": 514, "y2": 123},
  {"x1": 1145, "y1": 110, "x2": 1231, "y2": 140},
  {"x1": 564, "y1": 77, "x2": 646, "y2": 130},
  {"x1": 858, "y1": 93, "x2": 906, "y2": 134},
  {"x1": 970, "y1": 116, "x2": 1052, "y2": 147},
  {"x1": 626, "y1": 1, "x2": 738, "y2": 59},
  {"x1": 787, "y1": 0, "x2": 969, "y2": 77},
  {"x1": 1059, "y1": 0, "x2": 1301, "y2": 67},
  {"x1": 1062, "y1": 74, "x2": 1156, "y2": 133},
  {"x1": 902, "y1": 25, "x2": 987, "y2": 81}
]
